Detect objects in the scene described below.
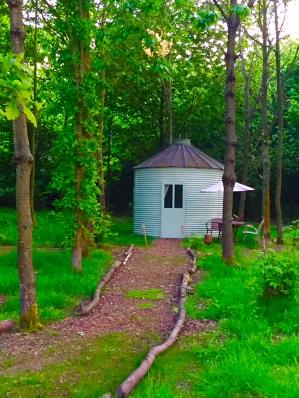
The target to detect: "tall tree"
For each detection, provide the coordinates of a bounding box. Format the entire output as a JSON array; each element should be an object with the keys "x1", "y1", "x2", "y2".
[
  {"x1": 28, "y1": 0, "x2": 38, "y2": 226},
  {"x1": 273, "y1": 0, "x2": 284, "y2": 244},
  {"x1": 212, "y1": 0, "x2": 255, "y2": 262},
  {"x1": 72, "y1": 0, "x2": 96, "y2": 271},
  {"x1": 6, "y1": 0, "x2": 40, "y2": 330},
  {"x1": 238, "y1": 43, "x2": 251, "y2": 220},
  {"x1": 260, "y1": 0, "x2": 271, "y2": 238}
]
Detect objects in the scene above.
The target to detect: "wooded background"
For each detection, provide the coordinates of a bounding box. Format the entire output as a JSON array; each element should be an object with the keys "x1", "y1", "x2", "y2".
[{"x1": 0, "y1": 0, "x2": 298, "y2": 221}]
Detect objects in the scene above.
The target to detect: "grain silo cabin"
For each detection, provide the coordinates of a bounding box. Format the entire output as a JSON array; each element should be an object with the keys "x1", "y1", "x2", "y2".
[{"x1": 133, "y1": 139, "x2": 224, "y2": 238}]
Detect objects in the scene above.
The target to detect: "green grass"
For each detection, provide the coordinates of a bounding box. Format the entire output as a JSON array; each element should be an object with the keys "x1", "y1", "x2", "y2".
[
  {"x1": 126, "y1": 288, "x2": 165, "y2": 300},
  {"x1": 0, "y1": 332, "x2": 151, "y2": 398},
  {"x1": 131, "y1": 242, "x2": 299, "y2": 398},
  {"x1": 0, "y1": 208, "x2": 152, "y2": 248},
  {"x1": 132, "y1": 334, "x2": 212, "y2": 398},
  {"x1": 107, "y1": 216, "x2": 153, "y2": 247},
  {"x1": 0, "y1": 248, "x2": 112, "y2": 322},
  {"x1": 0, "y1": 209, "x2": 72, "y2": 248}
]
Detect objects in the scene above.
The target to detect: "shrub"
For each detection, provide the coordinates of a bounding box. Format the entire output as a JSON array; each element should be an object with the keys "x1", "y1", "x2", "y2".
[
  {"x1": 284, "y1": 219, "x2": 299, "y2": 246},
  {"x1": 260, "y1": 251, "x2": 298, "y2": 297}
]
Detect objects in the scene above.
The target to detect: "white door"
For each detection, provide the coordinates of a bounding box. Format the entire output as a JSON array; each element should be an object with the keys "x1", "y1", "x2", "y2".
[{"x1": 161, "y1": 183, "x2": 185, "y2": 238}]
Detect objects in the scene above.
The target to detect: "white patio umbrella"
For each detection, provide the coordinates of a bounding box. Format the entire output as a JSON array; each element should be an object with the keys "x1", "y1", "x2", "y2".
[{"x1": 201, "y1": 181, "x2": 254, "y2": 192}]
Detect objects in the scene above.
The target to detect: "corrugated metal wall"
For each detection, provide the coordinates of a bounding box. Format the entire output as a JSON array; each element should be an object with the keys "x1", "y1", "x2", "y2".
[{"x1": 134, "y1": 168, "x2": 223, "y2": 237}]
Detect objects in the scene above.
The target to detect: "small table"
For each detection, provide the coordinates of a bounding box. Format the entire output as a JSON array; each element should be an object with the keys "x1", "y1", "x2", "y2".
[{"x1": 210, "y1": 218, "x2": 245, "y2": 242}]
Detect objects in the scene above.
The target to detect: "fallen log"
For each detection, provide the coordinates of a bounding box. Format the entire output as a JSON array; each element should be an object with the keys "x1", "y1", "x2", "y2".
[
  {"x1": 0, "y1": 320, "x2": 15, "y2": 334},
  {"x1": 81, "y1": 245, "x2": 134, "y2": 315},
  {"x1": 116, "y1": 271, "x2": 191, "y2": 398},
  {"x1": 187, "y1": 248, "x2": 197, "y2": 272}
]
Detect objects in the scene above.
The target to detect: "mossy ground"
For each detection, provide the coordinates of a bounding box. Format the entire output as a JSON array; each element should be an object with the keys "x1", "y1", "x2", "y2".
[{"x1": 0, "y1": 333, "x2": 150, "y2": 398}]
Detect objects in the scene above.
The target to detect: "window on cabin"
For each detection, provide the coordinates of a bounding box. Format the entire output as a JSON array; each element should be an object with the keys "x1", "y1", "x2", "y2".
[
  {"x1": 164, "y1": 184, "x2": 173, "y2": 208},
  {"x1": 164, "y1": 184, "x2": 183, "y2": 209},
  {"x1": 175, "y1": 184, "x2": 183, "y2": 208}
]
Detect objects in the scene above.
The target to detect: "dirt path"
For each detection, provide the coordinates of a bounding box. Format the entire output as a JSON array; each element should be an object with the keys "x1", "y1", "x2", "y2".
[{"x1": 0, "y1": 239, "x2": 196, "y2": 374}]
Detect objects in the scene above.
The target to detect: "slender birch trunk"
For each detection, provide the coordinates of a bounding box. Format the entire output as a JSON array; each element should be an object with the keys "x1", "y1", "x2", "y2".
[
  {"x1": 274, "y1": 0, "x2": 284, "y2": 244},
  {"x1": 7, "y1": 0, "x2": 40, "y2": 330},
  {"x1": 260, "y1": 0, "x2": 271, "y2": 239}
]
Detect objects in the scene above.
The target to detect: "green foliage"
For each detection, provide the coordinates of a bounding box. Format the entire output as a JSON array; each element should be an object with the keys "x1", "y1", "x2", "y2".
[
  {"x1": 194, "y1": 9, "x2": 219, "y2": 30},
  {"x1": 260, "y1": 251, "x2": 298, "y2": 297},
  {"x1": 0, "y1": 248, "x2": 112, "y2": 322},
  {"x1": 231, "y1": 4, "x2": 250, "y2": 19},
  {"x1": 0, "y1": 53, "x2": 36, "y2": 126},
  {"x1": 284, "y1": 219, "x2": 299, "y2": 243}
]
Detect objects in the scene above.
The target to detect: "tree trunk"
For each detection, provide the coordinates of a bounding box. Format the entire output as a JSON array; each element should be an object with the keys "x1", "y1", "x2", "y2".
[
  {"x1": 29, "y1": 0, "x2": 38, "y2": 227},
  {"x1": 274, "y1": 0, "x2": 284, "y2": 244},
  {"x1": 261, "y1": 0, "x2": 271, "y2": 239},
  {"x1": 238, "y1": 48, "x2": 250, "y2": 220},
  {"x1": 98, "y1": 71, "x2": 106, "y2": 212},
  {"x1": 7, "y1": 0, "x2": 39, "y2": 330},
  {"x1": 106, "y1": 122, "x2": 112, "y2": 207},
  {"x1": 72, "y1": 0, "x2": 92, "y2": 272},
  {"x1": 164, "y1": 77, "x2": 173, "y2": 145},
  {"x1": 221, "y1": 3, "x2": 239, "y2": 263},
  {"x1": 159, "y1": 83, "x2": 167, "y2": 149}
]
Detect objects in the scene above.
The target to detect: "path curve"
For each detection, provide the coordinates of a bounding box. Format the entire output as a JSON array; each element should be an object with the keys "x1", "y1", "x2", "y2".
[{"x1": 0, "y1": 239, "x2": 191, "y2": 373}]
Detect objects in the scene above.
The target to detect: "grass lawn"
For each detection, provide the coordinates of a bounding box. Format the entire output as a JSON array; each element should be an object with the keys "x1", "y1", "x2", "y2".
[
  {"x1": 0, "y1": 208, "x2": 150, "y2": 324},
  {"x1": 0, "y1": 208, "x2": 151, "y2": 247},
  {"x1": 0, "y1": 248, "x2": 112, "y2": 322},
  {"x1": 131, "y1": 239, "x2": 299, "y2": 398},
  {"x1": 108, "y1": 216, "x2": 153, "y2": 247}
]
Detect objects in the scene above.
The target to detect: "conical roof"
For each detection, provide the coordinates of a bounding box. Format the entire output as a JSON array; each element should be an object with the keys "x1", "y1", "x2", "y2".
[{"x1": 134, "y1": 139, "x2": 224, "y2": 170}]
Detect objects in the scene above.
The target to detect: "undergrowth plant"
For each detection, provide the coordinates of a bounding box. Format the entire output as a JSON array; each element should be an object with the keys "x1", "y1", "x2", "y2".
[{"x1": 259, "y1": 251, "x2": 298, "y2": 297}]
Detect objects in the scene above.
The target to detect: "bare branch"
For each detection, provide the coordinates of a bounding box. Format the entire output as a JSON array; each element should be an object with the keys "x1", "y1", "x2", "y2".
[
  {"x1": 212, "y1": 0, "x2": 228, "y2": 22},
  {"x1": 247, "y1": 0, "x2": 256, "y2": 9},
  {"x1": 241, "y1": 25, "x2": 263, "y2": 47}
]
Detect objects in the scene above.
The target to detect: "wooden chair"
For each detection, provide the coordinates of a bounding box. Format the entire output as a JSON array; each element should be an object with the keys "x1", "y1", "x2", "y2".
[
  {"x1": 242, "y1": 219, "x2": 264, "y2": 242},
  {"x1": 206, "y1": 219, "x2": 222, "y2": 239}
]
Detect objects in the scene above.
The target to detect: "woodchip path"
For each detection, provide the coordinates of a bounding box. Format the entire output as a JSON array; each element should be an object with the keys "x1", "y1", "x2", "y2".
[{"x1": 0, "y1": 239, "x2": 194, "y2": 374}]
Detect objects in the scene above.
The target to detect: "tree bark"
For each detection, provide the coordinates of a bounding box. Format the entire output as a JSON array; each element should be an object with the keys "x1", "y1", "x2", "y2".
[
  {"x1": 72, "y1": 0, "x2": 92, "y2": 272},
  {"x1": 260, "y1": 0, "x2": 271, "y2": 239},
  {"x1": 7, "y1": 0, "x2": 40, "y2": 330},
  {"x1": 238, "y1": 48, "x2": 251, "y2": 220},
  {"x1": 221, "y1": 2, "x2": 239, "y2": 263},
  {"x1": 164, "y1": 77, "x2": 173, "y2": 145},
  {"x1": 274, "y1": 0, "x2": 284, "y2": 244},
  {"x1": 29, "y1": 0, "x2": 38, "y2": 227},
  {"x1": 106, "y1": 121, "x2": 112, "y2": 207},
  {"x1": 98, "y1": 70, "x2": 106, "y2": 212},
  {"x1": 159, "y1": 82, "x2": 167, "y2": 149}
]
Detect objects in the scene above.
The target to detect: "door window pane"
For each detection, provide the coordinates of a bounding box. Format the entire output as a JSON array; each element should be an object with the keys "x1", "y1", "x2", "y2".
[
  {"x1": 175, "y1": 185, "x2": 183, "y2": 208},
  {"x1": 164, "y1": 184, "x2": 173, "y2": 208}
]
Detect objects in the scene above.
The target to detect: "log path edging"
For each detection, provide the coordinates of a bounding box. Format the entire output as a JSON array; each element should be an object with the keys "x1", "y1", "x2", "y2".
[
  {"x1": 101, "y1": 246, "x2": 197, "y2": 398},
  {"x1": 81, "y1": 245, "x2": 134, "y2": 315}
]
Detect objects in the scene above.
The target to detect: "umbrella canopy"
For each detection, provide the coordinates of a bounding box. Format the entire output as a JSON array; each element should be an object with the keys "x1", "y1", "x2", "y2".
[{"x1": 201, "y1": 181, "x2": 254, "y2": 192}]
